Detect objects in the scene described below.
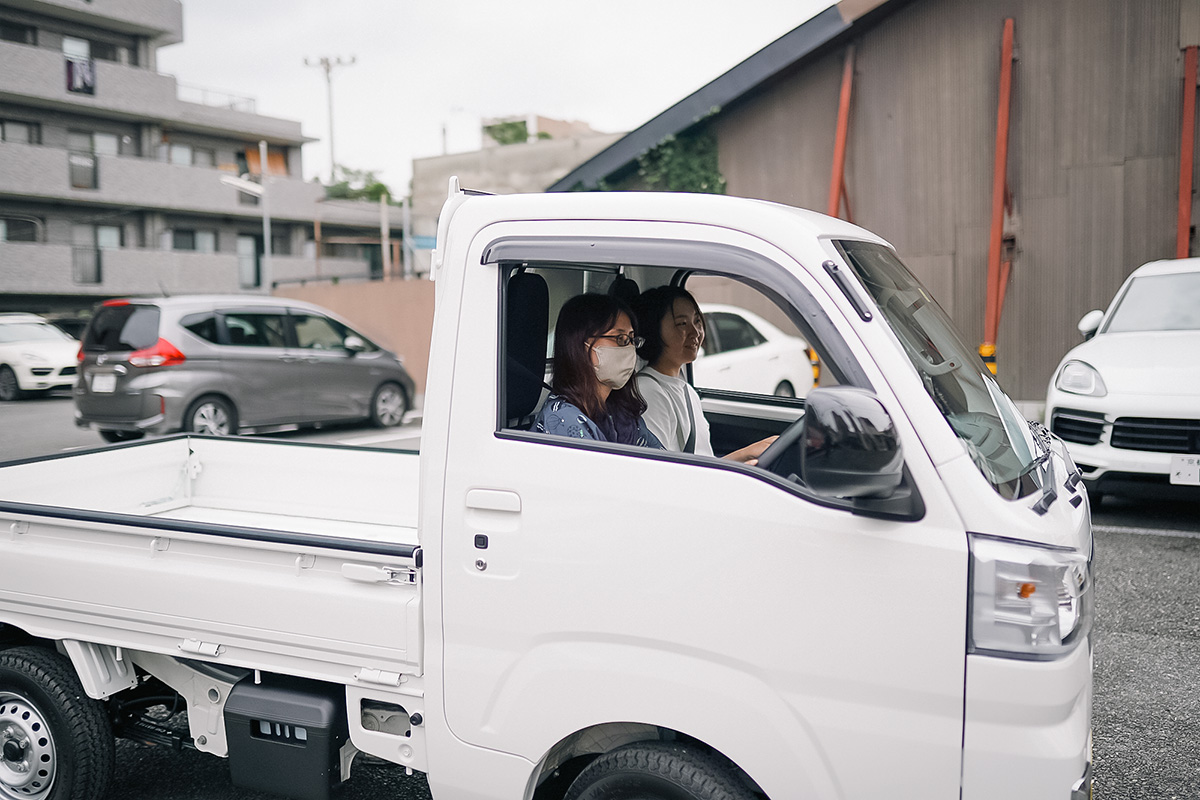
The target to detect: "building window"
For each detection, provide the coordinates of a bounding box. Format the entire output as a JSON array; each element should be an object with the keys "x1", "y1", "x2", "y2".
[
  {"x1": 167, "y1": 229, "x2": 218, "y2": 252},
  {"x1": 91, "y1": 41, "x2": 118, "y2": 62},
  {"x1": 0, "y1": 218, "x2": 40, "y2": 243},
  {"x1": 96, "y1": 225, "x2": 123, "y2": 249},
  {"x1": 93, "y1": 132, "x2": 119, "y2": 156},
  {"x1": 70, "y1": 224, "x2": 115, "y2": 284},
  {"x1": 63, "y1": 38, "x2": 95, "y2": 95},
  {"x1": 62, "y1": 36, "x2": 90, "y2": 59},
  {"x1": 0, "y1": 21, "x2": 36, "y2": 45},
  {"x1": 68, "y1": 152, "x2": 97, "y2": 189},
  {"x1": 0, "y1": 120, "x2": 41, "y2": 145},
  {"x1": 193, "y1": 148, "x2": 215, "y2": 167},
  {"x1": 172, "y1": 229, "x2": 195, "y2": 250}
]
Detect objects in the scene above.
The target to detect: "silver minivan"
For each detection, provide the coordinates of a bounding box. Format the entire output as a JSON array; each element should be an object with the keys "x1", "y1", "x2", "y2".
[{"x1": 75, "y1": 295, "x2": 415, "y2": 442}]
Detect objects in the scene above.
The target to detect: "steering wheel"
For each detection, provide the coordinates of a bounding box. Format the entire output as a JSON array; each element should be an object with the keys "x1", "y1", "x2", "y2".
[{"x1": 754, "y1": 414, "x2": 808, "y2": 479}]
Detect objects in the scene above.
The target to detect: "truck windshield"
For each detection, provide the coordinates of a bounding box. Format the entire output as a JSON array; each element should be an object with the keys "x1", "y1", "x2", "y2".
[{"x1": 834, "y1": 240, "x2": 1041, "y2": 499}]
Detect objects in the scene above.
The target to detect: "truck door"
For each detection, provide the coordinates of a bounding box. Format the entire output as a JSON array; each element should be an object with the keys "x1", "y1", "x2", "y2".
[{"x1": 435, "y1": 222, "x2": 969, "y2": 799}]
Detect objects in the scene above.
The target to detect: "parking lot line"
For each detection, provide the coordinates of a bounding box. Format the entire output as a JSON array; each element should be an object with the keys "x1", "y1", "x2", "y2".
[{"x1": 1094, "y1": 524, "x2": 1200, "y2": 541}]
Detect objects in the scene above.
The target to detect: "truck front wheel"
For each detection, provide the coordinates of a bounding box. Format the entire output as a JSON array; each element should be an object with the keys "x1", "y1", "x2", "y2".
[
  {"x1": 564, "y1": 742, "x2": 755, "y2": 800},
  {"x1": 0, "y1": 647, "x2": 114, "y2": 800}
]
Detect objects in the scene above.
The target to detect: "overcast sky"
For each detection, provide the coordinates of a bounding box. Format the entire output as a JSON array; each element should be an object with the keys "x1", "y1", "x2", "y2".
[{"x1": 155, "y1": 1, "x2": 836, "y2": 192}]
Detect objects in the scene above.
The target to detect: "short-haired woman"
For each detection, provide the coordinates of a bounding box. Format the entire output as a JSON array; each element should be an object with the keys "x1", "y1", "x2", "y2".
[
  {"x1": 633, "y1": 286, "x2": 774, "y2": 463},
  {"x1": 534, "y1": 293, "x2": 663, "y2": 448}
]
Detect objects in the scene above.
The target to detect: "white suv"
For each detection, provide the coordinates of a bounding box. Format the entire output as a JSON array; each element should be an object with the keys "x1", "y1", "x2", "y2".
[
  {"x1": 0, "y1": 313, "x2": 80, "y2": 401},
  {"x1": 1045, "y1": 258, "x2": 1200, "y2": 504}
]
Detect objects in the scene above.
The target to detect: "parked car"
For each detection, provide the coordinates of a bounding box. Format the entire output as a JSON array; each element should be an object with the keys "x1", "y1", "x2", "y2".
[
  {"x1": 1045, "y1": 257, "x2": 1200, "y2": 504},
  {"x1": 694, "y1": 303, "x2": 817, "y2": 397},
  {"x1": 0, "y1": 312, "x2": 80, "y2": 401},
  {"x1": 75, "y1": 295, "x2": 416, "y2": 442}
]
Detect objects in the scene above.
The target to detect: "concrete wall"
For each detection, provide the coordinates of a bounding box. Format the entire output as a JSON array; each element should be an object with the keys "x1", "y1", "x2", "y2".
[
  {"x1": 273, "y1": 278, "x2": 437, "y2": 394},
  {"x1": 713, "y1": 0, "x2": 1190, "y2": 401}
]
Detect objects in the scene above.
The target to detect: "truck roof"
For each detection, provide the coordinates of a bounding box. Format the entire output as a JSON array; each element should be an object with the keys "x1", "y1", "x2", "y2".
[{"x1": 436, "y1": 181, "x2": 891, "y2": 265}]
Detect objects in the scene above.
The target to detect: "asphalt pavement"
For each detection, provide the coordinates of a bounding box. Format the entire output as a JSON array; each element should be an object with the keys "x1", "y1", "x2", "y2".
[{"x1": 2, "y1": 395, "x2": 1199, "y2": 797}]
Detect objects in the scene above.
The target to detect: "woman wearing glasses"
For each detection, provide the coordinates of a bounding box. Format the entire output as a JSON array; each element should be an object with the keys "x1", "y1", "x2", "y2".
[
  {"x1": 533, "y1": 293, "x2": 663, "y2": 448},
  {"x1": 633, "y1": 286, "x2": 774, "y2": 463}
]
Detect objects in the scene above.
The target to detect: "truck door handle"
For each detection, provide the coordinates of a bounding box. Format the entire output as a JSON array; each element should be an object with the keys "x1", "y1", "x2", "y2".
[
  {"x1": 465, "y1": 489, "x2": 521, "y2": 513},
  {"x1": 278, "y1": 355, "x2": 300, "y2": 363}
]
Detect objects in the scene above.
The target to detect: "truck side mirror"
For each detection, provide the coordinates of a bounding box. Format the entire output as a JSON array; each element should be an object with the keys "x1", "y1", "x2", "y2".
[
  {"x1": 343, "y1": 335, "x2": 366, "y2": 353},
  {"x1": 802, "y1": 387, "x2": 904, "y2": 499},
  {"x1": 1077, "y1": 309, "x2": 1103, "y2": 340}
]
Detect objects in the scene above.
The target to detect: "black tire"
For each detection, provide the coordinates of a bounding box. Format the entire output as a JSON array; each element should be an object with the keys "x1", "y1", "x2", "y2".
[
  {"x1": 184, "y1": 395, "x2": 237, "y2": 436},
  {"x1": 773, "y1": 381, "x2": 796, "y2": 398},
  {"x1": 98, "y1": 430, "x2": 145, "y2": 444},
  {"x1": 0, "y1": 646, "x2": 114, "y2": 800},
  {"x1": 564, "y1": 742, "x2": 756, "y2": 800},
  {"x1": 370, "y1": 382, "x2": 409, "y2": 428},
  {"x1": 0, "y1": 366, "x2": 23, "y2": 402}
]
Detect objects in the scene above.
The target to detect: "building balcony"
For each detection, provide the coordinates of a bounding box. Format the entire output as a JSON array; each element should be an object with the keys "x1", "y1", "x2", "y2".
[
  {"x1": 0, "y1": 39, "x2": 306, "y2": 143},
  {"x1": 16, "y1": 0, "x2": 183, "y2": 44},
  {"x1": 0, "y1": 241, "x2": 373, "y2": 298},
  {"x1": 0, "y1": 141, "x2": 383, "y2": 227}
]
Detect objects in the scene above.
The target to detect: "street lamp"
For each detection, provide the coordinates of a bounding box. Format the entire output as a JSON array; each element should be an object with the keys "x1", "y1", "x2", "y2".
[{"x1": 220, "y1": 139, "x2": 272, "y2": 292}]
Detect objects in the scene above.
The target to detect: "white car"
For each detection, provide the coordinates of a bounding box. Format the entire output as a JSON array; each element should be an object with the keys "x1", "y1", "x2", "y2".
[
  {"x1": 0, "y1": 313, "x2": 81, "y2": 401},
  {"x1": 695, "y1": 303, "x2": 816, "y2": 397},
  {"x1": 1045, "y1": 257, "x2": 1200, "y2": 504}
]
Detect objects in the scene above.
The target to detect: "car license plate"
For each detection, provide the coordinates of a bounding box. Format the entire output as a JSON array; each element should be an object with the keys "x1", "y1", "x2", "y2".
[
  {"x1": 91, "y1": 373, "x2": 117, "y2": 393},
  {"x1": 1170, "y1": 455, "x2": 1200, "y2": 486}
]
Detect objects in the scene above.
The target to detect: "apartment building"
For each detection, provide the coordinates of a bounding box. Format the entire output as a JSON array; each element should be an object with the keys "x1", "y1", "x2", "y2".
[{"x1": 0, "y1": 0, "x2": 397, "y2": 318}]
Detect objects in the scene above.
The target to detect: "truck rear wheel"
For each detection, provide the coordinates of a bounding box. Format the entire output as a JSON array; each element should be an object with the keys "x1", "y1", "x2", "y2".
[
  {"x1": 564, "y1": 742, "x2": 755, "y2": 800},
  {"x1": 0, "y1": 647, "x2": 114, "y2": 800}
]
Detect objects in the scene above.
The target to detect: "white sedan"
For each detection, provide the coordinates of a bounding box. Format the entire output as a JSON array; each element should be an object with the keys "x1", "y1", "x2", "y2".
[
  {"x1": 694, "y1": 304, "x2": 816, "y2": 398},
  {"x1": 1044, "y1": 258, "x2": 1200, "y2": 504},
  {"x1": 0, "y1": 313, "x2": 80, "y2": 401}
]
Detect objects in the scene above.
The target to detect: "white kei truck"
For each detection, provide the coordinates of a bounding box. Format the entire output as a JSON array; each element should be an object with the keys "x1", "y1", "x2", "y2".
[{"x1": 0, "y1": 182, "x2": 1093, "y2": 800}]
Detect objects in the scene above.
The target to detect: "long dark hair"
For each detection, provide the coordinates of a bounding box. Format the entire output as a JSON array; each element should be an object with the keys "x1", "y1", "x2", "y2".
[
  {"x1": 551, "y1": 293, "x2": 647, "y2": 443},
  {"x1": 633, "y1": 285, "x2": 702, "y2": 367}
]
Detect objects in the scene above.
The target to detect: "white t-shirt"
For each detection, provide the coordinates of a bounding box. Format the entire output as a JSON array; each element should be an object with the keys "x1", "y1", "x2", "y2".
[{"x1": 635, "y1": 367, "x2": 713, "y2": 456}]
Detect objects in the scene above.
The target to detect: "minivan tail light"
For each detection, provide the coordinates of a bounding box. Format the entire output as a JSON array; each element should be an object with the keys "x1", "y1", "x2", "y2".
[
  {"x1": 129, "y1": 339, "x2": 186, "y2": 368},
  {"x1": 76, "y1": 345, "x2": 84, "y2": 363}
]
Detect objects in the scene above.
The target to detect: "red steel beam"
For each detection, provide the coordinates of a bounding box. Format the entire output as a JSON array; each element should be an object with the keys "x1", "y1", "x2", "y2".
[
  {"x1": 828, "y1": 45, "x2": 856, "y2": 218},
  {"x1": 984, "y1": 18, "x2": 1015, "y2": 348},
  {"x1": 1178, "y1": 45, "x2": 1198, "y2": 259}
]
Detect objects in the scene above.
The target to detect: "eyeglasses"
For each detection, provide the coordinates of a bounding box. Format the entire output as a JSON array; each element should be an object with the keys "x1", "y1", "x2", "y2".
[{"x1": 592, "y1": 333, "x2": 645, "y2": 348}]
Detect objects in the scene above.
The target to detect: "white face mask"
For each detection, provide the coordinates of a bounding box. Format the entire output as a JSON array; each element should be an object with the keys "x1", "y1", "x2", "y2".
[{"x1": 592, "y1": 343, "x2": 638, "y2": 389}]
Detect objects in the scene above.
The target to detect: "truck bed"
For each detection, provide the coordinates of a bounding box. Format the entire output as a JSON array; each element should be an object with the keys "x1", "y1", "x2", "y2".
[
  {"x1": 0, "y1": 436, "x2": 423, "y2": 687},
  {"x1": 0, "y1": 435, "x2": 420, "y2": 547}
]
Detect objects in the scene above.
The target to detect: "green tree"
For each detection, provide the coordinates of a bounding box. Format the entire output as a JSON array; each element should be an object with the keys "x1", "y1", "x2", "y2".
[
  {"x1": 324, "y1": 165, "x2": 393, "y2": 202},
  {"x1": 636, "y1": 124, "x2": 726, "y2": 194}
]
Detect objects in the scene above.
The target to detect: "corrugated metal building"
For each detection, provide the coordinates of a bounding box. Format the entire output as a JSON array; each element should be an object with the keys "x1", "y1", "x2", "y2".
[{"x1": 552, "y1": 0, "x2": 1200, "y2": 403}]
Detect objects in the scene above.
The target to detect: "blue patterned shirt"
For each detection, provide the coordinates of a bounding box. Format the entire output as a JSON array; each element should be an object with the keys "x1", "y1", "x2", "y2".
[{"x1": 533, "y1": 395, "x2": 664, "y2": 449}]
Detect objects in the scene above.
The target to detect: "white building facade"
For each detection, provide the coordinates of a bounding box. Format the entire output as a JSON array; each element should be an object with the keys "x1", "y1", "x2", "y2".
[{"x1": 0, "y1": 0, "x2": 394, "y2": 317}]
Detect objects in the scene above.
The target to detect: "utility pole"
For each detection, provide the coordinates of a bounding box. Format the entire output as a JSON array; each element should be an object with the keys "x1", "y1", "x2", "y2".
[{"x1": 304, "y1": 55, "x2": 355, "y2": 184}]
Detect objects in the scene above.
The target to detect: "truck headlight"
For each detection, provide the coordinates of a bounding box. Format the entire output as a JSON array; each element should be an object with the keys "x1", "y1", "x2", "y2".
[
  {"x1": 968, "y1": 533, "x2": 1093, "y2": 660},
  {"x1": 1055, "y1": 360, "x2": 1107, "y2": 397}
]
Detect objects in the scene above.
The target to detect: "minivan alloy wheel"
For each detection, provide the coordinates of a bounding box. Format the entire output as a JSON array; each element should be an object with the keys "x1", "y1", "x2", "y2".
[
  {"x1": 186, "y1": 396, "x2": 237, "y2": 436},
  {"x1": 371, "y1": 382, "x2": 408, "y2": 428}
]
